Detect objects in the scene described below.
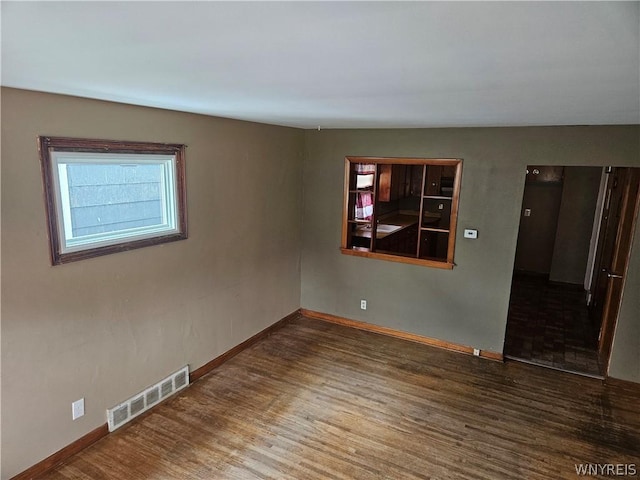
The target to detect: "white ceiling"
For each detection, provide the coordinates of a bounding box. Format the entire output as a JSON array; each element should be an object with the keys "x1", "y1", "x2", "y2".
[{"x1": 2, "y1": 1, "x2": 639, "y2": 129}]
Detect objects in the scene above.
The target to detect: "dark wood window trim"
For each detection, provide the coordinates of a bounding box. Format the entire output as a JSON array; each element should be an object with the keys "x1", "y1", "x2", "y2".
[
  {"x1": 341, "y1": 156, "x2": 462, "y2": 269},
  {"x1": 38, "y1": 136, "x2": 188, "y2": 265}
]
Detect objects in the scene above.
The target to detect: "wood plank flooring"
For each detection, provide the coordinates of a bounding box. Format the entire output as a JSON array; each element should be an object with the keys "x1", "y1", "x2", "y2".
[{"x1": 39, "y1": 315, "x2": 640, "y2": 480}]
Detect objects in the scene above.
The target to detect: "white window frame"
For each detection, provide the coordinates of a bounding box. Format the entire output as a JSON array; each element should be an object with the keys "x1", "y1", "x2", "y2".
[{"x1": 52, "y1": 152, "x2": 179, "y2": 254}]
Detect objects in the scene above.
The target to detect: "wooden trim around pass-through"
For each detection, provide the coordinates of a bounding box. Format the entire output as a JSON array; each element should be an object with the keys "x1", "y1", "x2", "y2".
[
  {"x1": 340, "y1": 247, "x2": 455, "y2": 269},
  {"x1": 301, "y1": 308, "x2": 504, "y2": 361}
]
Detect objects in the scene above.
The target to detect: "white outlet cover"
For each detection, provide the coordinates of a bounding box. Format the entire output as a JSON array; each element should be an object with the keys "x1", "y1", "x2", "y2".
[
  {"x1": 72, "y1": 398, "x2": 85, "y2": 420},
  {"x1": 463, "y1": 229, "x2": 478, "y2": 239}
]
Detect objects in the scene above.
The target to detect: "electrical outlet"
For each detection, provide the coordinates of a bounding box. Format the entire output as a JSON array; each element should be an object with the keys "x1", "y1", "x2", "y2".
[
  {"x1": 524, "y1": 208, "x2": 532, "y2": 217},
  {"x1": 360, "y1": 299, "x2": 367, "y2": 310},
  {"x1": 72, "y1": 398, "x2": 85, "y2": 420},
  {"x1": 473, "y1": 348, "x2": 480, "y2": 357}
]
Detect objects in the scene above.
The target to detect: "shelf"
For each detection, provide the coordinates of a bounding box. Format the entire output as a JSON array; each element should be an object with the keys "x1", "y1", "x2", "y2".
[
  {"x1": 421, "y1": 227, "x2": 450, "y2": 233},
  {"x1": 348, "y1": 219, "x2": 372, "y2": 224},
  {"x1": 349, "y1": 190, "x2": 375, "y2": 194},
  {"x1": 423, "y1": 195, "x2": 452, "y2": 200}
]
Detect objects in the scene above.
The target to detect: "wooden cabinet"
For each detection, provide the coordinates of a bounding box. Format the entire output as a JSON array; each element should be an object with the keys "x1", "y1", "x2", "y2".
[
  {"x1": 376, "y1": 224, "x2": 418, "y2": 255},
  {"x1": 425, "y1": 165, "x2": 442, "y2": 196},
  {"x1": 397, "y1": 224, "x2": 419, "y2": 255},
  {"x1": 378, "y1": 164, "x2": 407, "y2": 202},
  {"x1": 425, "y1": 165, "x2": 456, "y2": 196},
  {"x1": 409, "y1": 164, "x2": 423, "y2": 197}
]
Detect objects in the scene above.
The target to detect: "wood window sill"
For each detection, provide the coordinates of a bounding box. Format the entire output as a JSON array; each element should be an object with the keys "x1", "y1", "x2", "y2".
[{"x1": 340, "y1": 247, "x2": 455, "y2": 270}]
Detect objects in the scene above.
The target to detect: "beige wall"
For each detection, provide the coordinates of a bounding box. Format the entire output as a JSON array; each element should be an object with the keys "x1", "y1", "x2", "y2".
[
  {"x1": 1, "y1": 88, "x2": 304, "y2": 479},
  {"x1": 549, "y1": 166, "x2": 602, "y2": 284},
  {"x1": 300, "y1": 126, "x2": 640, "y2": 380}
]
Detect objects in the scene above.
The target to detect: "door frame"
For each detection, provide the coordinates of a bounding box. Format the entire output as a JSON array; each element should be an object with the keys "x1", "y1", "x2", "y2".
[
  {"x1": 596, "y1": 168, "x2": 640, "y2": 374},
  {"x1": 504, "y1": 165, "x2": 640, "y2": 377}
]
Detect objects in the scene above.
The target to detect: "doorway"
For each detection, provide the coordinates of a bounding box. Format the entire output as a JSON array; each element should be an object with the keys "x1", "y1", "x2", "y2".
[{"x1": 503, "y1": 166, "x2": 640, "y2": 377}]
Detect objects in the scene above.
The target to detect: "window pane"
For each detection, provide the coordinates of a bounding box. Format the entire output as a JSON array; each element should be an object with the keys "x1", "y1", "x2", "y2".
[
  {"x1": 64, "y1": 163, "x2": 167, "y2": 238},
  {"x1": 342, "y1": 157, "x2": 460, "y2": 269}
]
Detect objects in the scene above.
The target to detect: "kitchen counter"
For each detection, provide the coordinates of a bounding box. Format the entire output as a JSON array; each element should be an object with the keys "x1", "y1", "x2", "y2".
[{"x1": 355, "y1": 213, "x2": 419, "y2": 239}]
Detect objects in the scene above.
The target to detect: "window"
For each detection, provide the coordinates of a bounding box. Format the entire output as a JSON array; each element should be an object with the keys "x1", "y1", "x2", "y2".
[
  {"x1": 38, "y1": 137, "x2": 187, "y2": 264},
  {"x1": 341, "y1": 157, "x2": 462, "y2": 269}
]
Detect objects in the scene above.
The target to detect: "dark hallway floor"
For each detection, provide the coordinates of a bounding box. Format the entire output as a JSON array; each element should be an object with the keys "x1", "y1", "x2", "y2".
[{"x1": 503, "y1": 273, "x2": 603, "y2": 377}]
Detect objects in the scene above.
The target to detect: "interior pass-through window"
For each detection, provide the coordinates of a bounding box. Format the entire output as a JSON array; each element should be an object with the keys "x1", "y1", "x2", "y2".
[{"x1": 341, "y1": 156, "x2": 462, "y2": 269}]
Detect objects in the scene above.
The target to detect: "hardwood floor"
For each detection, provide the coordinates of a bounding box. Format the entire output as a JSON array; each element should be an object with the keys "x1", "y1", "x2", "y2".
[{"x1": 39, "y1": 315, "x2": 640, "y2": 480}]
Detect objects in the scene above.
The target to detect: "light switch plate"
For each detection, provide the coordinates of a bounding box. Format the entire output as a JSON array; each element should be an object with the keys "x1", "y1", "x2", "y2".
[{"x1": 463, "y1": 229, "x2": 478, "y2": 239}]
